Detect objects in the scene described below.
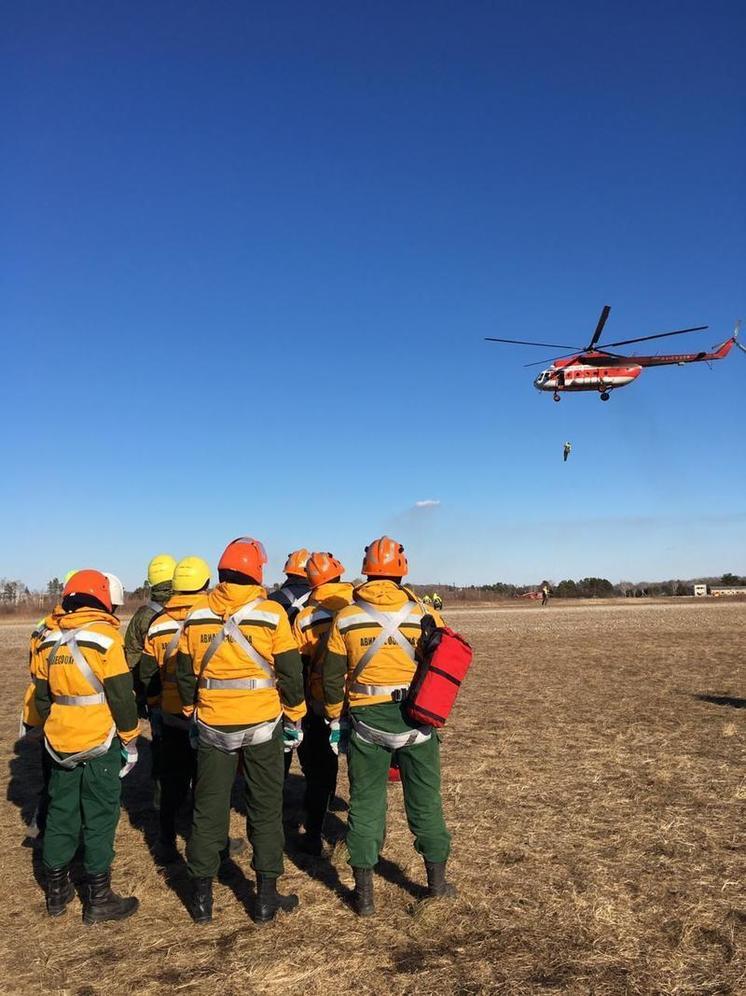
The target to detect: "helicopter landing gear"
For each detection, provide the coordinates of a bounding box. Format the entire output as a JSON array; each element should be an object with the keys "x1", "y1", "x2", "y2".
[
  {"x1": 553, "y1": 392, "x2": 561, "y2": 402},
  {"x1": 600, "y1": 391, "x2": 610, "y2": 401}
]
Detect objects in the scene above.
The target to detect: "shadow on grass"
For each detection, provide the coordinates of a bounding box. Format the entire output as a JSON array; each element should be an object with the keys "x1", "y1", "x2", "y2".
[{"x1": 694, "y1": 693, "x2": 746, "y2": 710}]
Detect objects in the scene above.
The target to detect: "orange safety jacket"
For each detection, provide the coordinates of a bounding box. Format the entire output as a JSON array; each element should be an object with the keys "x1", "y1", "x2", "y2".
[
  {"x1": 292, "y1": 581, "x2": 355, "y2": 708},
  {"x1": 140, "y1": 593, "x2": 200, "y2": 724},
  {"x1": 176, "y1": 582, "x2": 306, "y2": 734},
  {"x1": 22, "y1": 608, "x2": 61, "y2": 730},
  {"x1": 323, "y1": 580, "x2": 444, "y2": 720},
  {"x1": 33, "y1": 607, "x2": 139, "y2": 764}
]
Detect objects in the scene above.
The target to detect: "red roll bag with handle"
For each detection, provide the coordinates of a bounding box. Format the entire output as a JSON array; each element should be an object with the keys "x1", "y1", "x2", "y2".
[{"x1": 407, "y1": 615, "x2": 473, "y2": 728}]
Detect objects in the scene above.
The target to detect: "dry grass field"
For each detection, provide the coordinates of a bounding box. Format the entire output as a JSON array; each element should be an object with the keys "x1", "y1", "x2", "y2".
[{"x1": 0, "y1": 601, "x2": 744, "y2": 995}]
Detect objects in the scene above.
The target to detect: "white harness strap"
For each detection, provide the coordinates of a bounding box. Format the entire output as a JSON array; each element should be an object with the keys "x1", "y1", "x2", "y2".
[
  {"x1": 286, "y1": 589, "x2": 311, "y2": 614},
  {"x1": 349, "y1": 596, "x2": 417, "y2": 697},
  {"x1": 308, "y1": 607, "x2": 334, "y2": 678},
  {"x1": 199, "y1": 600, "x2": 276, "y2": 691},
  {"x1": 45, "y1": 627, "x2": 116, "y2": 768},
  {"x1": 160, "y1": 620, "x2": 185, "y2": 684},
  {"x1": 48, "y1": 629, "x2": 106, "y2": 707},
  {"x1": 195, "y1": 713, "x2": 282, "y2": 752},
  {"x1": 147, "y1": 599, "x2": 163, "y2": 613},
  {"x1": 350, "y1": 715, "x2": 431, "y2": 749},
  {"x1": 45, "y1": 726, "x2": 116, "y2": 769}
]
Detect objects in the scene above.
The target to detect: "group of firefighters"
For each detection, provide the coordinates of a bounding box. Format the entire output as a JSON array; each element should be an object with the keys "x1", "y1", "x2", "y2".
[{"x1": 22, "y1": 536, "x2": 456, "y2": 925}]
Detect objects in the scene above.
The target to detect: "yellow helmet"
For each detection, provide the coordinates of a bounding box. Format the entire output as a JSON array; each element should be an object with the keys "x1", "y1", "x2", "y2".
[
  {"x1": 147, "y1": 554, "x2": 176, "y2": 587},
  {"x1": 173, "y1": 556, "x2": 211, "y2": 593}
]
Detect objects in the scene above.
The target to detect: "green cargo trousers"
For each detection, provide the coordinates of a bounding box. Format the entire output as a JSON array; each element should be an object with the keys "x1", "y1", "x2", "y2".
[
  {"x1": 186, "y1": 723, "x2": 285, "y2": 879},
  {"x1": 346, "y1": 702, "x2": 451, "y2": 869},
  {"x1": 42, "y1": 739, "x2": 123, "y2": 875}
]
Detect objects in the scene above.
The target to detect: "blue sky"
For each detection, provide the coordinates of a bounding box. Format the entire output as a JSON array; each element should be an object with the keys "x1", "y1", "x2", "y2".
[{"x1": 2, "y1": 1, "x2": 744, "y2": 589}]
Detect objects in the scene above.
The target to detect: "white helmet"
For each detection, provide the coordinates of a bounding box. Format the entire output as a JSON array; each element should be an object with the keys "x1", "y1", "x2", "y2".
[{"x1": 104, "y1": 573, "x2": 125, "y2": 609}]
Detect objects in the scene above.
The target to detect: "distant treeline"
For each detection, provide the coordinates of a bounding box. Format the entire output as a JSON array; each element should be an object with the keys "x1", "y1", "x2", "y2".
[
  {"x1": 411, "y1": 573, "x2": 746, "y2": 602},
  {"x1": 0, "y1": 572, "x2": 744, "y2": 617}
]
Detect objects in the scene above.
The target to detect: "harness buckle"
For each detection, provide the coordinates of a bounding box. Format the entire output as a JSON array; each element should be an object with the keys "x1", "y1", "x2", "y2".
[{"x1": 391, "y1": 688, "x2": 406, "y2": 703}]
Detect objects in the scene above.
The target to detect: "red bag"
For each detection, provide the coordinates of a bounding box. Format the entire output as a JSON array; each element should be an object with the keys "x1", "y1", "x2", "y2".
[{"x1": 407, "y1": 617, "x2": 473, "y2": 728}]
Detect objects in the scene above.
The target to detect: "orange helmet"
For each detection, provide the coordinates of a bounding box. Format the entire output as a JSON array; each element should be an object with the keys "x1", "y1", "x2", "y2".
[
  {"x1": 306, "y1": 551, "x2": 345, "y2": 588},
  {"x1": 362, "y1": 536, "x2": 409, "y2": 578},
  {"x1": 218, "y1": 537, "x2": 268, "y2": 582},
  {"x1": 62, "y1": 569, "x2": 113, "y2": 612},
  {"x1": 283, "y1": 548, "x2": 310, "y2": 577}
]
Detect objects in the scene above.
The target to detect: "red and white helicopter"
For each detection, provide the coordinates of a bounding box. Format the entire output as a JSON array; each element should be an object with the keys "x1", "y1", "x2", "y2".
[{"x1": 485, "y1": 306, "x2": 741, "y2": 401}]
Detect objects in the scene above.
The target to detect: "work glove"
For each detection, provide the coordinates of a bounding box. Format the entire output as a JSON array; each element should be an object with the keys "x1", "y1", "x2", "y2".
[
  {"x1": 327, "y1": 717, "x2": 350, "y2": 756},
  {"x1": 149, "y1": 706, "x2": 163, "y2": 738},
  {"x1": 282, "y1": 718, "x2": 304, "y2": 753},
  {"x1": 119, "y1": 741, "x2": 139, "y2": 779}
]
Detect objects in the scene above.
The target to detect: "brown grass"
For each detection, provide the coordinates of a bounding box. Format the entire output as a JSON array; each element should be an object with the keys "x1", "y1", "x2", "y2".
[{"x1": 0, "y1": 601, "x2": 744, "y2": 995}]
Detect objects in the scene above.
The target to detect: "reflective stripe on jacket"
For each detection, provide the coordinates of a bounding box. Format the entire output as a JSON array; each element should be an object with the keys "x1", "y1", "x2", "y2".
[
  {"x1": 140, "y1": 594, "x2": 197, "y2": 716},
  {"x1": 292, "y1": 581, "x2": 355, "y2": 705},
  {"x1": 34, "y1": 607, "x2": 139, "y2": 755},
  {"x1": 323, "y1": 580, "x2": 444, "y2": 720},
  {"x1": 177, "y1": 582, "x2": 305, "y2": 728}
]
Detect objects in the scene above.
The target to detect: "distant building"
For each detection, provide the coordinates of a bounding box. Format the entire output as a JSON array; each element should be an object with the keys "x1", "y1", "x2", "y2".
[
  {"x1": 693, "y1": 584, "x2": 708, "y2": 597},
  {"x1": 710, "y1": 586, "x2": 746, "y2": 597}
]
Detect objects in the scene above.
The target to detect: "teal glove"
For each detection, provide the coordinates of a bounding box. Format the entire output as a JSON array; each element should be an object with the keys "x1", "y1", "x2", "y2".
[
  {"x1": 328, "y1": 717, "x2": 349, "y2": 756},
  {"x1": 119, "y1": 741, "x2": 138, "y2": 778},
  {"x1": 283, "y1": 719, "x2": 304, "y2": 753}
]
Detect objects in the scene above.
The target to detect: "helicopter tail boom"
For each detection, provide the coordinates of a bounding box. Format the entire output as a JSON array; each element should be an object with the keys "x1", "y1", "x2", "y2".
[{"x1": 632, "y1": 334, "x2": 737, "y2": 367}]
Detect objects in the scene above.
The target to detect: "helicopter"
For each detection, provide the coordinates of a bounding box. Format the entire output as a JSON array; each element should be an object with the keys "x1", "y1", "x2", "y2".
[{"x1": 485, "y1": 306, "x2": 740, "y2": 401}]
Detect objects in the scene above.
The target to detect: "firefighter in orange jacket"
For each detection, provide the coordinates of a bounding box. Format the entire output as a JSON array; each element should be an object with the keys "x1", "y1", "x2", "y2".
[
  {"x1": 176, "y1": 537, "x2": 306, "y2": 924},
  {"x1": 323, "y1": 537, "x2": 455, "y2": 916},
  {"x1": 33, "y1": 570, "x2": 140, "y2": 923},
  {"x1": 292, "y1": 552, "x2": 355, "y2": 854},
  {"x1": 138, "y1": 556, "x2": 211, "y2": 864}
]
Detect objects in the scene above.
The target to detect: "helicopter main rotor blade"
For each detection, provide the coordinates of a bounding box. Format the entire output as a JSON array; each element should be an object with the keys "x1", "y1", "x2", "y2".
[
  {"x1": 522, "y1": 347, "x2": 623, "y2": 369},
  {"x1": 586, "y1": 305, "x2": 611, "y2": 350},
  {"x1": 485, "y1": 337, "x2": 581, "y2": 349},
  {"x1": 603, "y1": 325, "x2": 709, "y2": 349}
]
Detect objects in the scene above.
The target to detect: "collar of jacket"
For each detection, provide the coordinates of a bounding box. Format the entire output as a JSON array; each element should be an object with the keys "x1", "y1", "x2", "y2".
[
  {"x1": 42, "y1": 604, "x2": 65, "y2": 629},
  {"x1": 163, "y1": 592, "x2": 201, "y2": 614},
  {"x1": 312, "y1": 581, "x2": 354, "y2": 606},
  {"x1": 354, "y1": 580, "x2": 418, "y2": 609},
  {"x1": 208, "y1": 581, "x2": 267, "y2": 618},
  {"x1": 282, "y1": 577, "x2": 311, "y2": 596},
  {"x1": 149, "y1": 582, "x2": 173, "y2": 603},
  {"x1": 58, "y1": 606, "x2": 121, "y2": 631}
]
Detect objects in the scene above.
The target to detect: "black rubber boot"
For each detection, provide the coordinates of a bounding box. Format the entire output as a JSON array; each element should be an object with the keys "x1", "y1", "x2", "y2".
[
  {"x1": 425, "y1": 860, "x2": 457, "y2": 899},
  {"x1": 82, "y1": 871, "x2": 139, "y2": 925},
  {"x1": 188, "y1": 877, "x2": 213, "y2": 924},
  {"x1": 352, "y1": 867, "x2": 375, "y2": 917},
  {"x1": 45, "y1": 866, "x2": 75, "y2": 917},
  {"x1": 253, "y1": 874, "x2": 299, "y2": 924}
]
